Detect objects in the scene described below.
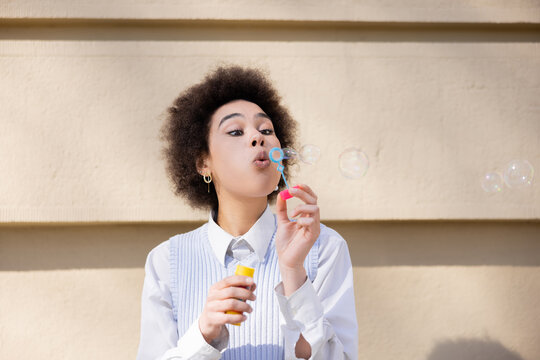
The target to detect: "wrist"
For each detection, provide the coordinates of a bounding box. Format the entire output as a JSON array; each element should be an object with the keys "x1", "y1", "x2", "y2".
[
  {"x1": 278, "y1": 260, "x2": 304, "y2": 272},
  {"x1": 279, "y1": 264, "x2": 307, "y2": 297},
  {"x1": 199, "y1": 318, "x2": 219, "y2": 345}
]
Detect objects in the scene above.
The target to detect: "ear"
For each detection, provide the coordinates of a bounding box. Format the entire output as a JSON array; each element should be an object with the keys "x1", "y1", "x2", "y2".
[{"x1": 196, "y1": 153, "x2": 211, "y2": 176}]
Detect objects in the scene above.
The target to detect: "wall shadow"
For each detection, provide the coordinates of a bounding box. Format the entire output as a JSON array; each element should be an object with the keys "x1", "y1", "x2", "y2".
[
  {"x1": 0, "y1": 220, "x2": 539, "y2": 271},
  {"x1": 0, "y1": 222, "x2": 203, "y2": 271},
  {"x1": 336, "y1": 220, "x2": 540, "y2": 267},
  {"x1": 426, "y1": 337, "x2": 524, "y2": 360}
]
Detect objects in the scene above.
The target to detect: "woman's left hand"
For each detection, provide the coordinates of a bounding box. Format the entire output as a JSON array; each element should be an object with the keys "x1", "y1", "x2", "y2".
[
  {"x1": 275, "y1": 184, "x2": 321, "y2": 273},
  {"x1": 275, "y1": 184, "x2": 320, "y2": 357}
]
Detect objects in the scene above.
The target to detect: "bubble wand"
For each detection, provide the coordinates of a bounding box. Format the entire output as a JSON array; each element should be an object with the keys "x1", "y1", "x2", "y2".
[{"x1": 269, "y1": 147, "x2": 300, "y2": 201}]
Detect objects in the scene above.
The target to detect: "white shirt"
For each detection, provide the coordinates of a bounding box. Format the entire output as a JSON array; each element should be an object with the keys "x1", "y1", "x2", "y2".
[{"x1": 137, "y1": 205, "x2": 358, "y2": 359}]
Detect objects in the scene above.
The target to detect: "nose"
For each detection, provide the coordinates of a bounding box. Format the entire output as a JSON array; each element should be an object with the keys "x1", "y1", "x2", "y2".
[{"x1": 250, "y1": 132, "x2": 264, "y2": 147}]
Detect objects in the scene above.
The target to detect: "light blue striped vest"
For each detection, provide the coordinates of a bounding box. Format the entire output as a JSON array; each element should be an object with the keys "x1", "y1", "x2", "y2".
[{"x1": 169, "y1": 220, "x2": 320, "y2": 359}]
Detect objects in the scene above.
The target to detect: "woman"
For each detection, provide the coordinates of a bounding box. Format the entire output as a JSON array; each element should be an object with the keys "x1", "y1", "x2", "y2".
[{"x1": 137, "y1": 65, "x2": 358, "y2": 359}]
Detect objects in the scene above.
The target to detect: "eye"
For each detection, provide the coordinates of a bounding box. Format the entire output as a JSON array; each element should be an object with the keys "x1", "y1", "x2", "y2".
[
  {"x1": 260, "y1": 129, "x2": 274, "y2": 135},
  {"x1": 228, "y1": 129, "x2": 243, "y2": 136}
]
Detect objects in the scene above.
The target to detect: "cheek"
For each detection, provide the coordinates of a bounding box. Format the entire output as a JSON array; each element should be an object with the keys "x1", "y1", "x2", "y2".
[
  {"x1": 211, "y1": 147, "x2": 246, "y2": 181},
  {"x1": 272, "y1": 136, "x2": 282, "y2": 148}
]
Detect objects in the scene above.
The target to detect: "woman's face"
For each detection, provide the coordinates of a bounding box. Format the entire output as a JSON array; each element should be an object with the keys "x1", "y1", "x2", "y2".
[{"x1": 201, "y1": 99, "x2": 282, "y2": 201}]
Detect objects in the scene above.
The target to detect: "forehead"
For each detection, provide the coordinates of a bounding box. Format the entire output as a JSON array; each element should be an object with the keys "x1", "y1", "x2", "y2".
[{"x1": 211, "y1": 99, "x2": 265, "y2": 120}]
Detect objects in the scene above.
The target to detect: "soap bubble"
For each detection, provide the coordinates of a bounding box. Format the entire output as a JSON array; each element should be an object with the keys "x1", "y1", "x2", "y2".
[
  {"x1": 503, "y1": 160, "x2": 534, "y2": 188},
  {"x1": 282, "y1": 147, "x2": 298, "y2": 160},
  {"x1": 339, "y1": 148, "x2": 369, "y2": 179},
  {"x1": 480, "y1": 172, "x2": 503, "y2": 193},
  {"x1": 300, "y1": 144, "x2": 321, "y2": 165}
]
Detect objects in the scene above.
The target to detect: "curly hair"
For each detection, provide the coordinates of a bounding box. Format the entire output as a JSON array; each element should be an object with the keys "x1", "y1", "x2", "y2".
[{"x1": 160, "y1": 65, "x2": 298, "y2": 211}]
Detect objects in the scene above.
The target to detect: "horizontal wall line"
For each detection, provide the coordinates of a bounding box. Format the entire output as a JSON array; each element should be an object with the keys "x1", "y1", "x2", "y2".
[{"x1": 1, "y1": 18, "x2": 539, "y2": 42}]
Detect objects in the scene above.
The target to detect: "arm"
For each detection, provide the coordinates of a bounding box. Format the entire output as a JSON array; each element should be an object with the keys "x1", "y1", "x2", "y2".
[
  {"x1": 276, "y1": 236, "x2": 358, "y2": 360},
  {"x1": 274, "y1": 185, "x2": 358, "y2": 360},
  {"x1": 136, "y1": 242, "x2": 256, "y2": 360},
  {"x1": 136, "y1": 243, "x2": 225, "y2": 360}
]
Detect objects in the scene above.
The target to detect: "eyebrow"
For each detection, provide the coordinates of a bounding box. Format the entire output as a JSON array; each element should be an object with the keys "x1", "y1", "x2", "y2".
[{"x1": 218, "y1": 112, "x2": 271, "y2": 128}]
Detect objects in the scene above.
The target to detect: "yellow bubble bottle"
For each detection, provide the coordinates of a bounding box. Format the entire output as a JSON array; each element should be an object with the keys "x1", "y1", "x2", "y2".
[{"x1": 226, "y1": 263, "x2": 255, "y2": 326}]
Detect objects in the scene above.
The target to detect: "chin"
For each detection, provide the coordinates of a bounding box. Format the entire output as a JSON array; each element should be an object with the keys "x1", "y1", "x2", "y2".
[
  {"x1": 228, "y1": 178, "x2": 279, "y2": 199},
  {"x1": 246, "y1": 186, "x2": 277, "y2": 199}
]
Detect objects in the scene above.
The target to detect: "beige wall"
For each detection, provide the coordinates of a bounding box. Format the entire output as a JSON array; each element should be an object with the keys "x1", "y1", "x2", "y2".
[
  {"x1": 1, "y1": 34, "x2": 539, "y2": 221},
  {"x1": 1, "y1": 1, "x2": 539, "y2": 359},
  {"x1": 1, "y1": 222, "x2": 539, "y2": 359},
  {"x1": 3, "y1": 0, "x2": 540, "y2": 23}
]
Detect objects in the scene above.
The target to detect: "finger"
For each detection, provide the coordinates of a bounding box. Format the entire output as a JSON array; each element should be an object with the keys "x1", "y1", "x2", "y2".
[
  {"x1": 289, "y1": 204, "x2": 320, "y2": 219},
  {"x1": 214, "y1": 312, "x2": 247, "y2": 326},
  {"x1": 222, "y1": 313, "x2": 247, "y2": 325},
  {"x1": 289, "y1": 185, "x2": 317, "y2": 205},
  {"x1": 218, "y1": 287, "x2": 256, "y2": 302},
  {"x1": 296, "y1": 217, "x2": 321, "y2": 239},
  {"x1": 275, "y1": 191, "x2": 290, "y2": 223},
  {"x1": 296, "y1": 216, "x2": 315, "y2": 227},
  {"x1": 246, "y1": 283, "x2": 257, "y2": 298},
  {"x1": 294, "y1": 184, "x2": 318, "y2": 202},
  {"x1": 215, "y1": 298, "x2": 253, "y2": 313},
  {"x1": 214, "y1": 275, "x2": 254, "y2": 290}
]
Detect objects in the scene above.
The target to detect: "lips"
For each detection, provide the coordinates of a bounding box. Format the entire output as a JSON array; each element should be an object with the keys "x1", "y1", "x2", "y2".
[
  {"x1": 254, "y1": 159, "x2": 270, "y2": 169},
  {"x1": 253, "y1": 150, "x2": 269, "y2": 162},
  {"x1": 253, "y1": 151, "x2": 270, "y2": 169}
]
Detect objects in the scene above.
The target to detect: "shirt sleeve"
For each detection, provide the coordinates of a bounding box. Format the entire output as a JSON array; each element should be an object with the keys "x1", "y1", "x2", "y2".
[
  {"x1": 136, "y1": 242, "x2": 228, "y2": 360},
  {"x1": 274, "y1": 228, "x2": 358, "y2": 360}
]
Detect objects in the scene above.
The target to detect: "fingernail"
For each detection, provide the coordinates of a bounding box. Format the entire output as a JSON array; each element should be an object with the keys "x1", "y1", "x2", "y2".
[{"x1": 246, "y1": 278, "x2": 253, "y2": 284}]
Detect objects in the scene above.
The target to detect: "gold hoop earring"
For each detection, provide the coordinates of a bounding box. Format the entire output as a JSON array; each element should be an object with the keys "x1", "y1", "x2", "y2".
[{"x1": 203, "y1": 174, "x2": 212, "y2": 193}]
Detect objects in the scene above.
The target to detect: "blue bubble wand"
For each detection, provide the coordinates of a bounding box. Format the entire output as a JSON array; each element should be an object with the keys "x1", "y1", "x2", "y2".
[{"x1": 269, "y1": 147, "x2": 291, "y2": 189}]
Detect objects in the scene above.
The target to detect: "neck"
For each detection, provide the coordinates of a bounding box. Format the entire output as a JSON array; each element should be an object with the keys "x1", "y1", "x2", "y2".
[{"x1": 216, "y1": 193, "x2": 268, "y2": 236}]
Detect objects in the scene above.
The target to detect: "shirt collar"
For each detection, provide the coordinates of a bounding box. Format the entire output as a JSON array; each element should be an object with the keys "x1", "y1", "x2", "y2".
[{"x1": 207, "y1": 204, "x2": 276, "y2": 267}]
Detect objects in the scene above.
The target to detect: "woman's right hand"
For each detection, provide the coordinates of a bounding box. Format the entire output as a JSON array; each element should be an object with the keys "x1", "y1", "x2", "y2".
[{"x1": 198, "y1": 275, "x2": 257, "y2": 344}]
